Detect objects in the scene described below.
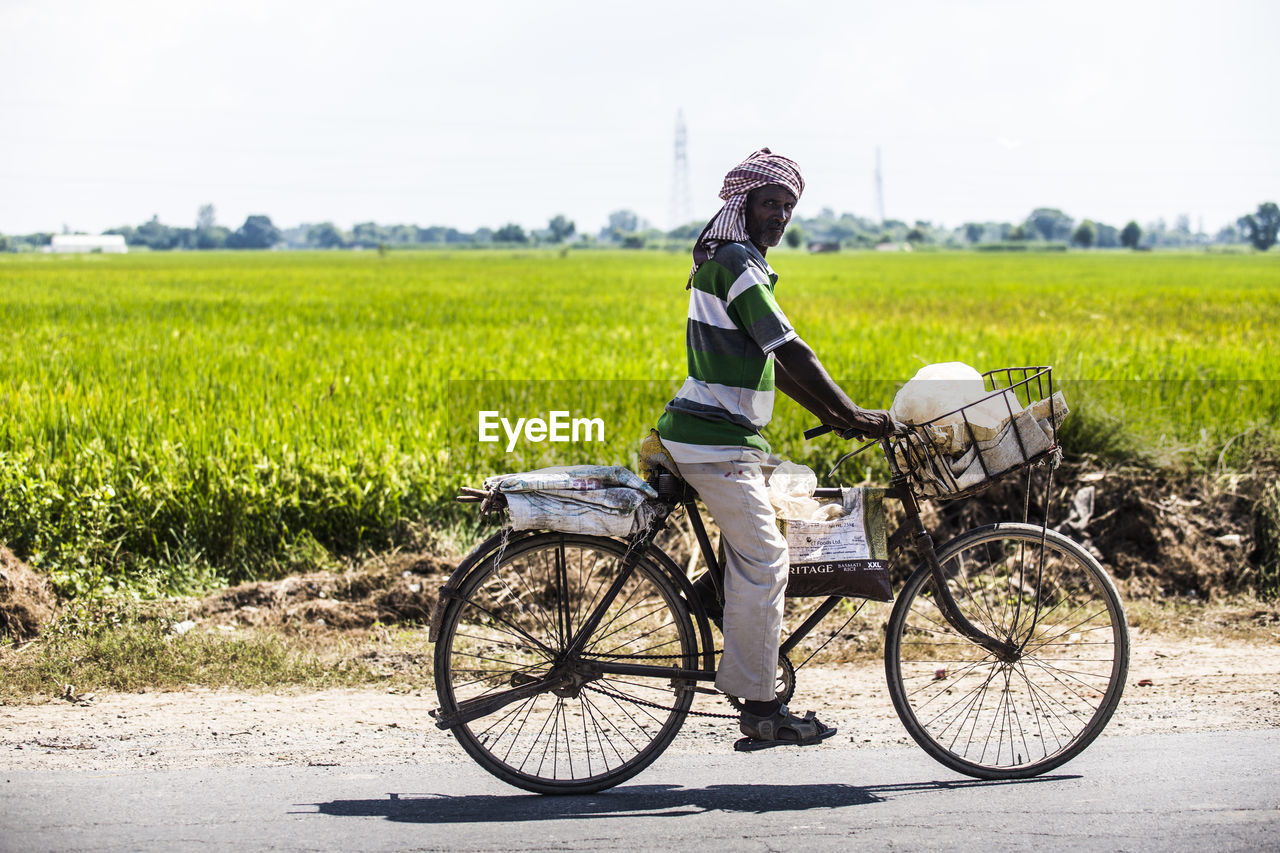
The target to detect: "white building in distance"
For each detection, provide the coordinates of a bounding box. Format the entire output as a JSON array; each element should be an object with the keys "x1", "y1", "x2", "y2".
[{"x1": 48, "y1": 234, "x2": 128, "y2": 253}]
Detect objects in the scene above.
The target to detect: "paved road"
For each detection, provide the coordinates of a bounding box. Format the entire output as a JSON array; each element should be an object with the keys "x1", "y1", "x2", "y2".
[{"x1": 3, "y1": 729, "x2": 1278, "y2": 852}]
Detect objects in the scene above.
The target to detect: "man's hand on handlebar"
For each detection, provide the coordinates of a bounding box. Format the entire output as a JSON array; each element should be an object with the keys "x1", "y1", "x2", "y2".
[
  {"x1": 804, "y1": 410, "x2": 903, "y2": 441},
  {"x1": 839, "y1": 407, "x2": 895, "y2": 441}
]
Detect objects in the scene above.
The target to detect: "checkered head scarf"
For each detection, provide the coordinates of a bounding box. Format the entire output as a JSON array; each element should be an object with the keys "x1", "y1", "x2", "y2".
[{"x1": 688, "y1": 147, "x2": 804, "y2": 287}]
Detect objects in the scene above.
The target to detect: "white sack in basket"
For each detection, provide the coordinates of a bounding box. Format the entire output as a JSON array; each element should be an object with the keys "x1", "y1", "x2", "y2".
[
  {"x1": 949, "y1": 408, "x2": 1055, "y2": 492},
  {"x1": 891, "y1": 363, "x2": 1023, "y2": 453},
  {"x1": 908, "y1": 391, "x2": 1070, "y2": 497}
]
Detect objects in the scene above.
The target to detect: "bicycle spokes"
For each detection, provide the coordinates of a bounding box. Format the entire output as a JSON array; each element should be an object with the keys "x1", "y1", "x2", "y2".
[
  {"x1": 887, "y1": 524, "x2": 1128, "y2": 779},
  {"x1": 435, "y1": 534, "x2": 696, "y2": 793}
]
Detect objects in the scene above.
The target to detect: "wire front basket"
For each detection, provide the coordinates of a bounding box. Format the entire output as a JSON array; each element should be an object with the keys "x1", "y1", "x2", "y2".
[{"x1": 889, "y1": 366, "x2": 1067, "y2": 500}]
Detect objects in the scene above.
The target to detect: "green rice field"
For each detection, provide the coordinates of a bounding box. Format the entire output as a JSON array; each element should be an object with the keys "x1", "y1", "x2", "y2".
[{"x1": 1, "y1": 249, "x2": 1277, "y2": 596}]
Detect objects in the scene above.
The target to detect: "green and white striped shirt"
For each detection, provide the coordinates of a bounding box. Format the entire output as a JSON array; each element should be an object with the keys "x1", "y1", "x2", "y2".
[{"x1": 657, "y1": 241, "x2": 797, "y2": 462}]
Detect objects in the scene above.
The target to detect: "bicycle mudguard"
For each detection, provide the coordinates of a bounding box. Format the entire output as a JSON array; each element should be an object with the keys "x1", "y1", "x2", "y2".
[{"x1": 427, "y1": 528, "x2": 543, "y2": 643}]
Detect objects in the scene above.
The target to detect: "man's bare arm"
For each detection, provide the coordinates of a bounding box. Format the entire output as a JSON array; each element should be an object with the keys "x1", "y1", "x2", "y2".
[
  {"x1": 773, "y1": 341, "x2": 850, "y2": 425},
  {"x1": 773, "y1": 337, "x2": 893, "y2": 439}
]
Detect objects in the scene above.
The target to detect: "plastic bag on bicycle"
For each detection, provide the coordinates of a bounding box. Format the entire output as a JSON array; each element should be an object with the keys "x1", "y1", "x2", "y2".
[{"x1": 483, "y1": 465, "x2": 657, "y2": 537}]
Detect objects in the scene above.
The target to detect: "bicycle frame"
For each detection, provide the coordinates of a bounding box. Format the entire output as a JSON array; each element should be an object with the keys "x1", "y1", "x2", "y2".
[{"x1": 564, "y1": 437, "x2": 1021, "y2": 689}]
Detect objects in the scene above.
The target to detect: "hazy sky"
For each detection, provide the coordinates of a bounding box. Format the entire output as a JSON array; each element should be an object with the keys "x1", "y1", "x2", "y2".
[{"x1": 3, "y1": 0, "x2": 1277, "y2": 236}]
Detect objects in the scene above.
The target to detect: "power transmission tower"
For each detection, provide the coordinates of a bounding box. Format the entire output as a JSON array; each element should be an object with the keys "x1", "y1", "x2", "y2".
[
  {"x1": 670, "y1": 110, "x2": 691, "y2": 229},
  {"x1": 874, "y1": 146, "x2": 886, "y2": 225}
]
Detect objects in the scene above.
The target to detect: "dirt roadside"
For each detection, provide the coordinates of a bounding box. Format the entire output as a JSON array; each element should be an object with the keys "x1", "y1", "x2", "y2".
[{"x1": 2, "y1": 631, "x2": 1276, "y2": 772}]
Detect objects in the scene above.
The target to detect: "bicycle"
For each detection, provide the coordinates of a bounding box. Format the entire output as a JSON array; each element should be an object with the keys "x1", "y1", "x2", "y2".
[{"x1": 428, "y1": 367, "x2": 1130, "y2": 795}]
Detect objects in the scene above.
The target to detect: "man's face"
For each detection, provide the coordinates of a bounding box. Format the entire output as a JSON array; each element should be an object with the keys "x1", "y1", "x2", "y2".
[{"x1": 744, "y1": 184, "x2": 797, "y2": 249}]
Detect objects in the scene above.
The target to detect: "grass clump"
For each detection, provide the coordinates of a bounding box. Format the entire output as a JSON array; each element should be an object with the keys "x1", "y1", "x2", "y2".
[
  {"x1": 0, "y1": 600, "x2": 399, "y2": 699},
  {"x1": 1123, "y1": 595, "x2": 1280, "y2": 641}
]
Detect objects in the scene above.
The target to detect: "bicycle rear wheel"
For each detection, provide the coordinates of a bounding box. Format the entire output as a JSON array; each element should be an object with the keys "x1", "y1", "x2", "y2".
[
  {"x1": 885, "y1": 523, "x2": 1129, "y2": 779},
  {"x1": 434, "y1": 532, "x2": 696, "y2": 794}
]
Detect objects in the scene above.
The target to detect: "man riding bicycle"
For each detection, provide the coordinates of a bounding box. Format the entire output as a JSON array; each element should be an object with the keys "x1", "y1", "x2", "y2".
[{"x1": 654, "y1": 148, "x2": 894, "y2": 749}]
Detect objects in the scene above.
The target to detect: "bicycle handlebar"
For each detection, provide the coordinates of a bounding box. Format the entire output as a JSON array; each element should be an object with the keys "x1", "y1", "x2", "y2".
[{"x1": 804, "y1": 420, "x2": 911, "y2": 442}]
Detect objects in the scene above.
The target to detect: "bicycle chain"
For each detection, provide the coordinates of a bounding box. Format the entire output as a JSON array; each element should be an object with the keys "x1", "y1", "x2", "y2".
[
  {"x1": 582, "y1": 650, "x2": 721, "y2": 661},
  {"x1": 579, "y1": 649, "x2": 741, "y2": 720},
  {"x1": 582, "y1": 682, "x2": 741, "y2": 721}
]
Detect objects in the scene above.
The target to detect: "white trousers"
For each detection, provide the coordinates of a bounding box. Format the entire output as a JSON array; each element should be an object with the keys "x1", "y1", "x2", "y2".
[{"x1": 671, "y1": 455, "x2": 787, "y2": 701}]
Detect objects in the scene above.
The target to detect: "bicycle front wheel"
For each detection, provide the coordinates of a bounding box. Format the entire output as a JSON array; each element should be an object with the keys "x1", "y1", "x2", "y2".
[
  {"x1": 885, "y1": 523, "x2": 1129, "y2": 779},
  {"x1": 434, "y1": 532, "x2": 696, "y2": 794}
]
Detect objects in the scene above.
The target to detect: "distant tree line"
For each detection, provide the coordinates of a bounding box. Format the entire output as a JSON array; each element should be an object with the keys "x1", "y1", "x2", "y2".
[
  {"x1": 0, "y1": 207, "x2": 281, "y2": 252},
  {"x1": 782, "y1": 204, "x2": 1277, "y2": 252},
  {"x1": 0, "y1": 207, "x2": 581, "y2": 253},
  {"x1": 97, "y1": 206, "x2": 283, "y2": 251},
  {"x1": 287, "y1": 213, "x2": 578, "y2": 250},
  {"x1": 598, "y1": 203, "x2": 1279, "y2": 253},
  {"x1": 4, "y1": 202, "x2": 1276, "y2": 253}
]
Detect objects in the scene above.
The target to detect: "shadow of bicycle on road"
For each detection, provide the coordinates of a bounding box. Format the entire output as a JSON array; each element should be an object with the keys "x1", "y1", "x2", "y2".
[{"x1": 304, "y1": 775, "x2": 1075, "y2": 824}]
